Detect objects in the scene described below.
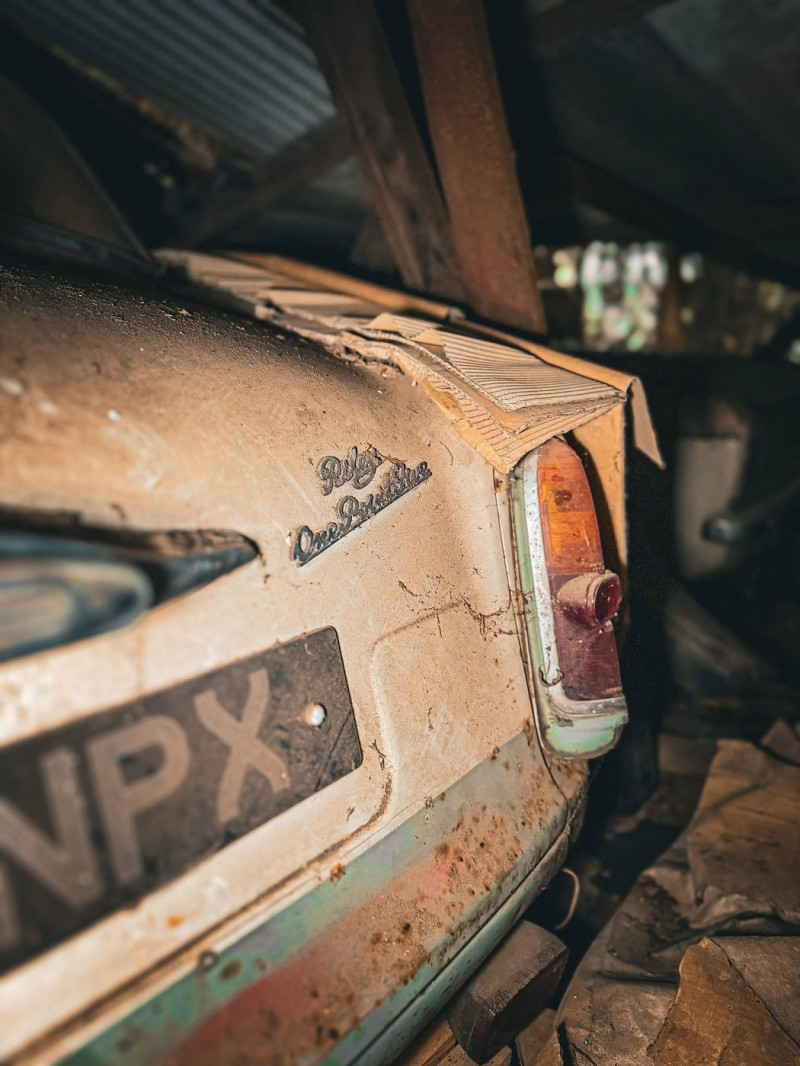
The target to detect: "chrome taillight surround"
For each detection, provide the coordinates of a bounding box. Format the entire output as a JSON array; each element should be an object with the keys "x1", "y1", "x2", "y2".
[{"x1": 511, "y1": 445, "x2": 628, "y2": 759}]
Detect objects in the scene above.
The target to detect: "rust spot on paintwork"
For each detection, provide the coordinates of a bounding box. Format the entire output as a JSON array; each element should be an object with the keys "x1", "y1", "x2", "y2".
[
  {"x1": 160, "y1": 753, "x2": 570, "y2": 1066},
  {"x1": 220, "y1": 959, "x2": 243, "y2": 982},
  {"x1": 556, "y1": 759, "x2": 589, "y2": 780},
  {"x1": 166, "y1": 915, "x2": 184, "y2": 929},
  {"x1": 369, "y1": 739, "x2": 386, "y2": 770},
  {"x1": 523, "y1": 719, "x2": 536, "y2": 746},
  {"x1": 329, "y1": 863, "x2": 346, "y2": 884}
]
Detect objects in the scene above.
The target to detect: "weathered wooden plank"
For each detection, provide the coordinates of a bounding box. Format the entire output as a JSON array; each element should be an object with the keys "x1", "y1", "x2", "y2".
[
  {"x1": 183, "y1": 117, "x2": 352, "y2": 245},
  {"x1": 408, "y1": 0, "x2": 547, "y2": 334}
]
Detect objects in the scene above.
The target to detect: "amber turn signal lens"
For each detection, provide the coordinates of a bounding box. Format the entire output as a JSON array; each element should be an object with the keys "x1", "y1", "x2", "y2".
[{"x1": 538, "y1": 438, "x2": 605, "y2": 575}]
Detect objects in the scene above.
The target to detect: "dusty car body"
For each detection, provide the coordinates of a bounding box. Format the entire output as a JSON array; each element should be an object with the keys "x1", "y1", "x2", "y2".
[{"x1": 0, "y1": 252, "x2": 639, "y2": 1064}]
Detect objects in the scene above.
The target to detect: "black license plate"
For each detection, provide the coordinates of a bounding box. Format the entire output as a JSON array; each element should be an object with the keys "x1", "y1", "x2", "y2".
[{"x1": 0, "y1": 627, "x2": 361, "y2": 973}]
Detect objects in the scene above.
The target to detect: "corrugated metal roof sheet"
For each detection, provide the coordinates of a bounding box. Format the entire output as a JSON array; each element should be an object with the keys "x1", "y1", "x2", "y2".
[
  {"x1": 1, "y1": 0, "x2": 336, "y2": 157},
  {"x1": 6, "y1": 0, "x2": 800, "y2": 273}
]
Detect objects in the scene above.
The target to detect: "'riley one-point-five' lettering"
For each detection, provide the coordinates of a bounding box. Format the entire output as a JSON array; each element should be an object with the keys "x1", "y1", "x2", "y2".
[{"x1": 294, "y1": 458, "x2": 432, "y2": 565}]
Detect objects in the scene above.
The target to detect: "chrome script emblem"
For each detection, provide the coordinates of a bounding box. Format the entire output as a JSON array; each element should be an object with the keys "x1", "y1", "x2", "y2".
[
  {"x1": 294, "y1": 458, "x2": 432, "y2": 566},
  {"x1": 317, "y1": 445, "x2": 383, "y2": 496}
]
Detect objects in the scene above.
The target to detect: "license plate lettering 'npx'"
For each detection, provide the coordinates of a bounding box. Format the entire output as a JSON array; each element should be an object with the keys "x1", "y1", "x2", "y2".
[{"x1": 0, "y1": 627, "x2": 361, "y2": 973}]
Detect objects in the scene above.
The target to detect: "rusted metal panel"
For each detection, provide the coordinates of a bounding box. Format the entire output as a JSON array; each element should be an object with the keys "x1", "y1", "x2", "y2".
[
  {"x1": 408, "y1": 0, "x2": 546, "y2": 334},
  {"x1": 58, "y1": 733, "x2": 571, "y2": 1066}
]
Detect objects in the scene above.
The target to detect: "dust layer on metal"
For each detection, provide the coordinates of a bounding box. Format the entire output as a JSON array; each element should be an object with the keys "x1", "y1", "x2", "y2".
[
  {"x1": 0, "y1": 627, "x2": 361, "y2": 974},
  {"x1": 61, "y1": 732, "x2": 575, "y2": 1066}
]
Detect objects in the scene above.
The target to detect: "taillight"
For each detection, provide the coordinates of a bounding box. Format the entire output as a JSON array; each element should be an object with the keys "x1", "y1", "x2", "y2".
[{"x1": 512, "y1": 439, "x2": 627, "y2": 758}]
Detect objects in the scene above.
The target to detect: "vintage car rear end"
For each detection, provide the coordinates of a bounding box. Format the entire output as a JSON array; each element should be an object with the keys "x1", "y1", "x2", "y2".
[
  {"x1": 0, "y1": 245, "x2": 639, "y2": 1064},
  {"x1": 0, "y1": 33, "x2": 653, "y2": 1060}
]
